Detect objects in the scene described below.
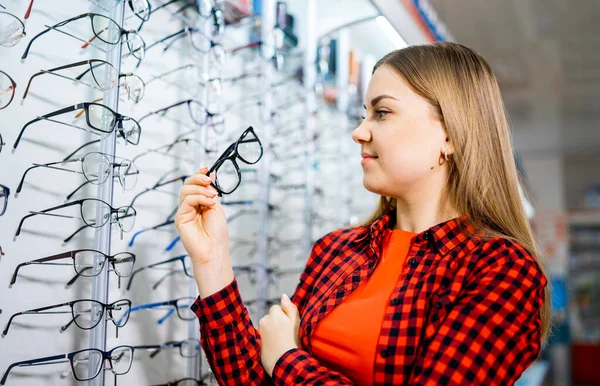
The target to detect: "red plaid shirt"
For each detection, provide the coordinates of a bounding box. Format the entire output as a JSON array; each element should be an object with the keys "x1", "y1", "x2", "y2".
[{"x1": 191, "y1": 212, "x2": 547, "y2": 385}]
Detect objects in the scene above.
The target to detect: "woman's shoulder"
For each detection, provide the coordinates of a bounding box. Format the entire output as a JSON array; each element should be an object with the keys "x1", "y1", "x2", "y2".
[
  {"x1": 313, "y1": 224, "x2": 369, "y2": 249},
  {"x1": 463, "y1": 235, "x2": 547, "y2": 286}
]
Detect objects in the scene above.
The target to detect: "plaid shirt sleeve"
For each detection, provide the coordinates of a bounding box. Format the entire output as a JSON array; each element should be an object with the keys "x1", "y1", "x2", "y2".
[
  {"x1": 407, "y1": 238, "x2": 548, "y2": 385},
  {"x1": 191, "y1": 230, "x2": 356, "y2": 385}
]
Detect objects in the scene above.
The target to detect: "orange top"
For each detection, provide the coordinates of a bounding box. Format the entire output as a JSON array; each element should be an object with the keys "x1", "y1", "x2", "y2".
[{"x1": 310, "y1": 228, "x2": 417, "y2": 385}]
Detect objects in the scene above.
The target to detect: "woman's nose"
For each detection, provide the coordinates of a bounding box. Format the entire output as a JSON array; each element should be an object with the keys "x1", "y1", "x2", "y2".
[{"x1": 352, "y1": 121, "x2": 372, "y2": 144}]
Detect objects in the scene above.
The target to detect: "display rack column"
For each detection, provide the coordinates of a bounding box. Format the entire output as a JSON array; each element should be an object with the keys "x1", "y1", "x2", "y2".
[
  {"x1": 89, "y1": 1, "x2": 125, "y2": 386},
  {"x1": 303, "y1": 0, "x2": 317, "y2": 256},
  {"x1": 336, "y1": 27, "x2": 351, "y2": 227},
  {"x1": 254, "y1": 0, "x2": 277, "y2": 319}
]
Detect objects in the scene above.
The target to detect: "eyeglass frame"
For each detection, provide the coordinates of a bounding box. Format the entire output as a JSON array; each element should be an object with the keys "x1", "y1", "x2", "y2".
[
  {"x1": 207, "y1": 126, "x2": 263, "y2": 196},
  {"x1": 0, "y1": 70, "x2": 17, "y2": 109},
  {"x1": 0, "y1": 184, "x2": 9, "y2": 216},
  {"x1": 13, "y1": 198, "x2": 137, "y2": 243},
  {"x1": 126, "y1": 254, "x2": 192, "y2": 291},
  {"x1": 13, "y1": 101, "x2": 142, "y2": 151},
  {"x1": 0, "y1": 10, "x2": 26, "y2": 47},
  {"x1": 0, "y1": 345, "x2": 136, "y2": 384},
  {"x1": 21, "y1": 12, "x2": 146, "y2": 60},
  {"x1": 9, "y1": 249, "x2": 136, "y2": 288},
  {"x1": 15, "y1": 152, "x2": 139, "y2": 197},
  {"x1": 117, "y1": 297, "x2": 196, "y2": 326},
  {"x1": 134, "y1": 338, "x2": 200, "y2": 359},
  {"x1": 2, "y1": 298, "x2": 132, "y2": 336}
]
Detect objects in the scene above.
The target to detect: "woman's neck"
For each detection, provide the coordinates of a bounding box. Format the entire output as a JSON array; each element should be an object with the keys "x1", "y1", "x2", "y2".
[{"x1": 392, "y1": 197, "x2": 460, "y2": 234}]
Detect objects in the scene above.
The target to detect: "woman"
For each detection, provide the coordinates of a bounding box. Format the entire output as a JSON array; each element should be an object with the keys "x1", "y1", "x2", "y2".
[{"x1": 175, "y1": 42, "x2": 551, "y2": 385}]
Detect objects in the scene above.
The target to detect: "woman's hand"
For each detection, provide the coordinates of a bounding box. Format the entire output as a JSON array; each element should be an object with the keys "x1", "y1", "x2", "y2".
[
  {"x1": 174, "y1": 166, "x2": 229, "y2": 266},
  {"x1": 259, "y1": 294, "x2": 301, "y2": 378}
]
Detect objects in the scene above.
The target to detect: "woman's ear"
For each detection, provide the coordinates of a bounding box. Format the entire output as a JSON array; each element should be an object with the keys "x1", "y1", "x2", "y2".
[{"x1": 442, "y1": 136, "x2": 455, "y2": 156}]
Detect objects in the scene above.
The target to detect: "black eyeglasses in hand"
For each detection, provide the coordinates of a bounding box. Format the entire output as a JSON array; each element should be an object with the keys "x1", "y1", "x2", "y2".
[
  {"x1": 14, "y1": 198, "x2": 137, "y2": 243},
  {"x1": 21, "y1": 13, "x2": 146, "y2": 60},
  {"x1": 2, "y1": 298, "x2": 131, "y2": 336},
  {"x1": 13, "y1": 102, "x2": 141, "y2": 151},
  {"x1": 208, "y1": 126, "x2": 263, "y2": 195},
  {"x1": 10, "y1": 249, "x2": 136, "y2": 288},
  {"x1": 1, "y1": 345, "x2": 135, "y2": 384}
]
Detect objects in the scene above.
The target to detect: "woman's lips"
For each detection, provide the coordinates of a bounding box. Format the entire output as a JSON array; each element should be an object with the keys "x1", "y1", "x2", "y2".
[{"x1": 361, "y1": 154, "x2": 378, "y2": 166}]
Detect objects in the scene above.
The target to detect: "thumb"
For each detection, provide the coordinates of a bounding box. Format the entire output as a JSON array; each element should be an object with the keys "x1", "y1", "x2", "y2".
[{"x1": 281, "y1": 294, "x2": 299, "y2": 320}]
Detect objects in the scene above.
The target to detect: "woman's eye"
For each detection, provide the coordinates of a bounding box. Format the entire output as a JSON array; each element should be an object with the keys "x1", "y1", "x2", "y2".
[{"x1": 376, "y1": 110, "x2": 389, "y2": 118}]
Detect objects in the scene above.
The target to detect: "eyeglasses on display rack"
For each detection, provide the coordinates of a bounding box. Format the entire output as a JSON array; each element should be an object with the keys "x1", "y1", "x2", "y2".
[
  {"x1": 64, "y1": 157, "x2": 139, "y2": 201},
  {"x1": 138, "y1": 98, "x2": 224, "y2": 133},
  {"x1": 134, "y1": 338, "x2": 200, "y2": 359},
  {"x1": 0, "y1": 184, "x2": 9, "y2": 216},
  {"x1": 128, "y1": 173, "x2": 188, "y2": 208},
  {"x1": 10, "y1": 249, "x2": 136, "y2": 288},
  {"x1": 15, "y1": 152, "x2": 139, "y2": 197},
  {"x1": 2, "y1": 298, "x2": 131, "y2": 337},
  {"x1": 0, "y1": 10, "x2": 26, "y2": 47},
  {"x1": 22, "y1": 59, "x2": 146, "y2": 103},
  {"x1": 21, "y1": 12, "x2": 146, "y2": 60},
  {"x1": 0, "y1": 70, "x2": 16, "y2": 109},
  {"x1": 126, "y1": 254, "x2": 193, "y2": 290},
  {"x1": 151, "y1": 375, "x2": 213, "y2": 386},
  {"x1": 1, "y1": 345, "x2": 135, "y2": 384},
  {"x1": 208, "y1": 126, "x2": 263, "y2": 196},
  {"x1": 14, "y1": 198, "x2": 137, "y2": 243},
  {"x1": 116, "y1": 297, "x2": 195, "y2": 325},
  {"x1": 141, "y1": 26, "x2": 224, "y2": 65},
  {"x1": 130, "y1": 133, "x2": 217, "y2": 167},
  {"x1": 13, "y1": 102, "x2": 142, "y2": 151},
  {"x1": 127, "y1": 205, "x2": 178, "y2": 247},
  {"x1": 0, "y1": 132, "x2": 5, "y2": 153}
]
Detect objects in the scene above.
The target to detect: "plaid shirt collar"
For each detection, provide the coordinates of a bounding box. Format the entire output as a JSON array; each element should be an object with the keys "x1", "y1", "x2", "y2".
[{"x1": 352, "y1": 209, "x2": 475, "y2": 256}]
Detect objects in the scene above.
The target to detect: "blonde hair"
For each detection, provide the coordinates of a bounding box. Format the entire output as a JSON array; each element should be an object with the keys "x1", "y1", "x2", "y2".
[{"x1": 364, "y1": 42, "x2": 552, "y2": 348}]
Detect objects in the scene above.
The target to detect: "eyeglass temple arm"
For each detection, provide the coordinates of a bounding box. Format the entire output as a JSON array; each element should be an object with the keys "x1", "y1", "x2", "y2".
[
  {"x1": 60, "y1": 313, "x2": 81, "y2": 332},
  {"x1": 149, "y1": 0, "x2": 180, "y2": 15},
  {"x1": 13, "y1": 104, "x2": 82, "y2": 150},
  {"x1": 65, "y1": 180, "x2": 92, "y2": 201},
  {"x1": 63, "y1": 139, "x2": 101, "y2": 161},
  {"x1": 74, "y1": 61, "x2": 103, "y2": 81},
  {"x1": 146, "y1": 64, "x2": 195, "y2": 85},
  {"x1": 24, "y1": 60, "x2": 97, "y2": 100},
  {"x1": 127, "y1": 254, "x2": 183, "y2": 290},
  {"x1": 127, "y1": 219, "x2": 174, "y2": 248},
  {"x1": 145, "y1": 28, "x2": 186, "y2": 53},
  {"x1": 21, "y1": 14, "x2": 86, "y2": 59},
  {"x1": 1, "y1": 354, "x2": 68, "y2": 385},
  {"x1": 24, "y1": 0, "x2": 34, "y2": 19},
  {"x1": 3, "y1": 300, "x2": 75, "y2": 336},
  {"x1": 152, "y1": 269, "x2": 181, "y2": 290}
]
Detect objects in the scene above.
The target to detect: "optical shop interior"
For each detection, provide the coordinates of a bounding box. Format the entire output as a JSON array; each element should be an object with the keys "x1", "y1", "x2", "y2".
[{"x1": 0, "y1": 0, "x2": 599, "y2": 385}]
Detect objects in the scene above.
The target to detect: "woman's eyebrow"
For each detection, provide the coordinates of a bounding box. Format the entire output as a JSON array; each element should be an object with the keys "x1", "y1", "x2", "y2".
[{"x1": 363, "y1": 95, "x2": 399, "y2": 109}]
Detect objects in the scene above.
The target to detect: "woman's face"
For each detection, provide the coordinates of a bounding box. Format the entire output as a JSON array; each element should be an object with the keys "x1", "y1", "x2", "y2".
[{"x1": 352, "y1": 65, "x2": 450, "y2": 198}]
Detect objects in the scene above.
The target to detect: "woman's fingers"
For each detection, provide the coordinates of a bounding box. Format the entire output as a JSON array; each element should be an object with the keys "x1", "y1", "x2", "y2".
[
  {"x1": 183, "y1": 169, "x2": 213, "y2": 187},
  {"x1": 178, "y1": 194, "x2": 216, "y2": 214},
  {"x1": 179, "y1": 185, "x2": 218, "y2": 205}
]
